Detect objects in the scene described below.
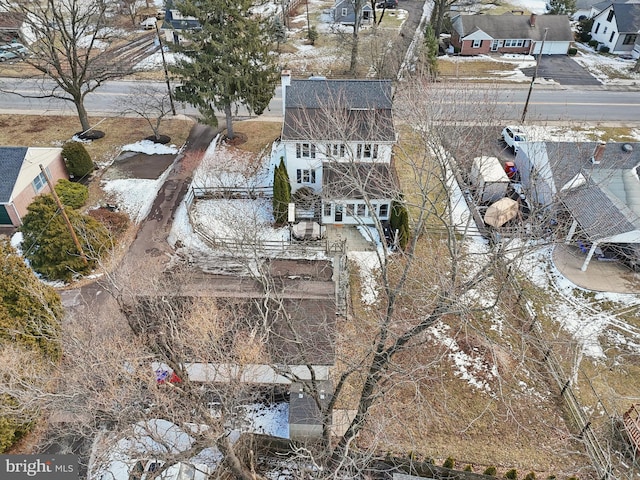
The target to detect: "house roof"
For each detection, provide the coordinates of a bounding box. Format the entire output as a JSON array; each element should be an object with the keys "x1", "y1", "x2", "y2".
[
  {"x1": 561, "y1": 184, "x2": 640, "y2": 240},
  {"x1": 606, "y1": 2, "x2": 640, "y2": 33},
  {"x1": 322, "y1": 162, "x2": 397, "y2": 200},
  {"x1": 0, "y1": 12, "x2": 24, "y2": 31},
  {"x1": 334, "y1": 0, "x2": 373, "y2": 11},
  {"x1": 282, "y1": 79, "x2": 395, "y2": 142},
  {"x1": 452, "y1": 14, "x2": 573, "y2": 42},
  {"x1": 0, "y1": 147, "x2": 27, "y2": 203}
]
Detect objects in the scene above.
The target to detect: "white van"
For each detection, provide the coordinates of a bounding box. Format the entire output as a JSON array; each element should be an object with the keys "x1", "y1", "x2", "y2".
[{"x1": 141, "y1": 17, "x2": 157, "y2": 30}]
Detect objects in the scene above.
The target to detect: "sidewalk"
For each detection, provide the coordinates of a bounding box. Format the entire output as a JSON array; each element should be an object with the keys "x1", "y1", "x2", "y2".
[{"x1": 552, "y1": 244, "x2": 640, "y2": 294}]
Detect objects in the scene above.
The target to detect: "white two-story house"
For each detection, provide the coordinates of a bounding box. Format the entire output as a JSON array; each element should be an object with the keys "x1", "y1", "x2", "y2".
[{"x1": 279, "y1": 72, "x2": 397, "y2": 226}]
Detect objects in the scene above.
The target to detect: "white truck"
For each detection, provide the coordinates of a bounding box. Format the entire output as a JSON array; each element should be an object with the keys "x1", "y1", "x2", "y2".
[{"x1": 469, "y1": 156, "x2": 510, "y2": 203}]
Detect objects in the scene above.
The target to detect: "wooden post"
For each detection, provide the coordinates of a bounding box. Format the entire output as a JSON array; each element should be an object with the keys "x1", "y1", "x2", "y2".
[{"x1": 40, "y1": 165, "x2": 88, "y2": 265}]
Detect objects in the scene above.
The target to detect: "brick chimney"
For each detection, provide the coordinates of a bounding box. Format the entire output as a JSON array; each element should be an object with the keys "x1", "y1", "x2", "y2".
[
  {"x1": 529, "y1": 13, "x2": 537, "y2": 27},
  {"x1": 591, "y1": 141, "x2": 606, "y2": 165},
  {"x1": 281, "y1": 70, "x2": 291, "y2": 112}
]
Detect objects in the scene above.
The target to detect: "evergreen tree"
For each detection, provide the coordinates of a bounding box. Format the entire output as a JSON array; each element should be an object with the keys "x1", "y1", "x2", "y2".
[
  {"x1": 20, "y1": 195, "x2": 111, "y2": 282},
  {"x1": 171, "y1": 0, "x2": 279, "y2": 139},
  {"x1": 390, "y1": 197, "x2": 409, "y2": 250},
  {"x1": 547, "y1": 0, "x2": 576, "y2": 15},
  {"x1": 273, "y1": 158, "x2": 291, "y2": 225},
  {"x1": 62, "y1": 141, "x2": 94, "y2": 179},
  {"x1": 55, "y1": 179, "x2": 89, "y2": 209},
  {"x1": 0, "y1": 239, "x2": 62, "y2": 359},
  {"x1": 423, "y1": 24, "x2": 439, "y2": 80}
]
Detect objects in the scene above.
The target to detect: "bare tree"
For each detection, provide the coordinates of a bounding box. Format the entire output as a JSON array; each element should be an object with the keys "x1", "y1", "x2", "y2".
[
  {"x1": 120, "y1": 0, "x2": 149, "y2": 27},
  {"x1": 119, "y1": 84, "x2": 174, "y2": 142},
  {"x1": 0, "y1": 0, "x2": 135, "y2": 133}
]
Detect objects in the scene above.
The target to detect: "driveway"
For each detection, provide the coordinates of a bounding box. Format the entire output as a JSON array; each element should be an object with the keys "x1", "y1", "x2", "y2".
[{"x1": 521, "y1": 55, "x2": 601, "y2": 86}]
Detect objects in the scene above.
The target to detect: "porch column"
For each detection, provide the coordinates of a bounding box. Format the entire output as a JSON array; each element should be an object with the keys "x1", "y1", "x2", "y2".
[
  {"x1": 580, "y1": 242, "x2": 599, "y2": 272},
  {"x1": 565, "y1": 219, "x2": 578, "y2": 244}
]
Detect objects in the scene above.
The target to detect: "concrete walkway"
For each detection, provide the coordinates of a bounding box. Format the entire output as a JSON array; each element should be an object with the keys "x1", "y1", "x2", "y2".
[
  {"x1": 325, "y1": 224, "x2": 376, "y2": 252},
  {"x1": 552, "y1": 244, "x2": 640, "y2": 294}
]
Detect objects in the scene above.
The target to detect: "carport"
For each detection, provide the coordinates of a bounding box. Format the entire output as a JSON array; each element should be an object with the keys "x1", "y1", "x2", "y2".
[{"x1": 562, "y1": 184, "x2": 640, "y2": 271}]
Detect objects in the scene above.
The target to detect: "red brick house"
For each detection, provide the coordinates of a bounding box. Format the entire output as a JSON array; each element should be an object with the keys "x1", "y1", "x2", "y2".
[
  {"x1": 450, "y1": 13, "x2": 573, "y2": 56},
  {"x1": 0, "y1": 147, "x2": 68, "y2": 227}
]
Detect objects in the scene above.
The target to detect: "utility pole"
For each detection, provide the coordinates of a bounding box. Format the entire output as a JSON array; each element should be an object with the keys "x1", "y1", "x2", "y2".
[
  {"x1": 40, "y1": 165, "x2": 88, "y2": 266},
  {"x1": 155, "y1": 21, "x2": 176, "y2": 116},
  {"x1": 521, "y1": 27, "x2": 548, "y2": 124}
]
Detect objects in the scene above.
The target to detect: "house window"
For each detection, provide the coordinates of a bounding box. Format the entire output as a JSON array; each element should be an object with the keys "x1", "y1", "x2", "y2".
[
  {"x1": 504, "y1": 39, "x2": 524, "y2": 47},
  {"x1": 357, "y1": 143, "x2": 378, "y2": 159},
  {"x1": 594, "y1": 22, "x2": 600, "y2": 34},
  {"x1": 330, "y1": 143, "x2": 346, "y2": 157},
  {"x1": 363, "y1": 10, "x2": 370, "y2": 20},
  {"x1": 357, "y1": 204, "x2": 366, "y2": 216},
  {"x1": 609, "y1": 31, "x2": 615, "y2": 43},
  {"x1": 607, "y1": 10, "x2": 614, "y2": 22},
  {"x1": 341, "y1": 7, "x2": 347, "y2": 16},
  {"x1": 296, "y1": 169, "x2": 316, "y2": 183},
  {"x1": 296, "y1": 142, "x2": 316, "y2": 159},
  {"x1": 378, "y1": 203, "x2": 389, "y2": 218},
  {"x1": 32, "y1": 171, "x2": 48, "y2": 193},
  {"x1": 472, "y1": 39, "x2": 481, "y2": 48},
  {"x1": 623, "y1": 34, "x2": 638, "y2": 45},
  {"x1": 603, "y1": 26, "x2": 608, "y2": 34},
  {"x1": 323, "y1": 203, "x2": 332, "y2": 217},
  {"x1": 346, "y1": 204, "x2": 355, "y2": 216}
]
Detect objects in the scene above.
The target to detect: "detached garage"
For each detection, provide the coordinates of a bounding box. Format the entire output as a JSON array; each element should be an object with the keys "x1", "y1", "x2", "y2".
[
  {"x1": 451, "y1": 13, "x2": 573, "y2": 56},
  {"x1": 0, "y1": 147, "x2": 67, "y2": 227}
]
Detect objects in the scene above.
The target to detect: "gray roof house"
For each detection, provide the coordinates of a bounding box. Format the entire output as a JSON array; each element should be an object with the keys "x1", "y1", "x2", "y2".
[
  {"x1": 279, "y1": 72, "x2": 398, "y2": 226},
  {"x1": 590, "y1": 1, "x2": 640, "y2": 55},
  {"x1": 161, "y1": 0, "x2": 201, "y2": 45},
  {"x1": 0, "y1": 146, "x2": 67, "y2": 228},
  {"x1": 333, "y1": 0, "x2": 373, "y2": 26},
  {"x1": 514, "y1": 141, "x2": 640, "y2": 270},
  {"x1": 451, "y1": 13, "x2": 573, "y2": 55}
]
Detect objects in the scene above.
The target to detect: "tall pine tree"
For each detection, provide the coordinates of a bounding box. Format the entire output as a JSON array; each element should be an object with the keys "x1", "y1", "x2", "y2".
[
  {"x1": 171, "y1": 0, "x2": 279, "y2": 139},
  {"x1": 390, "y1": 198, "x2": 409, "y2": 250},
  {"x1": 273, "y1": 158, "x2": 291, "y2": 225}
]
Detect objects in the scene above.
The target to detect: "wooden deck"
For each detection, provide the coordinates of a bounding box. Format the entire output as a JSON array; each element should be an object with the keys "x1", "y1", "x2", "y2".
[{"x1": 623, "y1": 404, "x2": 640, "y2": 454}]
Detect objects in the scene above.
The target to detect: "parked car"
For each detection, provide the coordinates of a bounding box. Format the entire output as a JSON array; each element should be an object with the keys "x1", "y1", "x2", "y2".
[
  {"x1": 0, "y1": 49, "x2": 18, "y2": 62},
  {"x1": 376, "y1": 0, "x2": 398, "y2": 8},
  {"x1": 141, "y1": 17, "x2": 157, "y2": 30},
  {"x1": 502, "y1": 126, "x2": 527, "y2": 154},
  {"x1": 1, "y1": 43, "x2": 29, "y2": 56}
]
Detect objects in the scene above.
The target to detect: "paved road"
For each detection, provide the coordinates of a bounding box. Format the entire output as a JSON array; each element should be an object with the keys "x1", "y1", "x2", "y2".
[{"x1": 1, "y1": 77, "x2": 640, "y2": 123}]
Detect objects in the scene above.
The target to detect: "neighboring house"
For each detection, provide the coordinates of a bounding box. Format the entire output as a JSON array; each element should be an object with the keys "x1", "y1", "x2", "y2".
[
  {"x1": 589, "y1": 1, "x2": 640, "y2": 54},
  {"x1": 279, "y1": 72, "x2": 398, "y2": 226},
  {"x1": 162, "y1": 1, "x2": 201, "y2": 45},
  {"x1": 0, "y1": 147, "x2": 67, "y2": 227},
  {"x1": 515, "y1": 141, "x2": 640, "y2": 270},
  {"x1": 573, "y1": 0, "x2": 599, "y2": 20},
  {"x1": 450, "y1": 13, "x2": 573, "y2": 55},
  {"x1": 0, "y1": 12, "x2": 25, "y2": 42},
  {"x1": 333, "y1": 0, "x2": 373, "y2": 26}
]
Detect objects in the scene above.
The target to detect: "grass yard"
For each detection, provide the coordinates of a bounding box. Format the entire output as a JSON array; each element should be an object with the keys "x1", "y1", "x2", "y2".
[
  {"x1": 437, "y1": 58, "x2": 517, "y2": 78},
  {"x1": 232, "y1": 120, "x2": 282, "y2": 155}
]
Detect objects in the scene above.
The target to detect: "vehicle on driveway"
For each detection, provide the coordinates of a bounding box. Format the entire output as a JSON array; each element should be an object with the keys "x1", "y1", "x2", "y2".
[
  {"x1": 376, "y1": 0, "x2": 398, "y2": 8},
  {"x1": 502, "y1": 126, "x2": 527, "y2": 153},
  {"x1": 0, "y1": 49, "x2": 18, "y2": 62},
  {"x1": 141, "y1": 17, "x2": 157, "y2": 30}
]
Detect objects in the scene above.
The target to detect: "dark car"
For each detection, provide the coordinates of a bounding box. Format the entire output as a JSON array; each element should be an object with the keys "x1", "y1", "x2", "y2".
[{"x1": 376, "y1": 0, "x2": 398, "y2": 8}]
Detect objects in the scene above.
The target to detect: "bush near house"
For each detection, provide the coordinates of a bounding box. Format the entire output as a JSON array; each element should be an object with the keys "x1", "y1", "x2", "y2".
[
  {"x1": 588, "y1": 39, "x2": 599, "y2": 48},
  {"x1": 599, "y1": 45, "x2": 610, "y2": 53},
  {"x1": 273, "y1": 158, "x2": 291, "y2": 225},
  {"x1": 568, "y1": 47, "x2": 577, "y2": 56},
  {"x1": 55, "y1": 179, "x2": 88, "y2": 209},
  {"x1": 62, "y1": 141, "x2": 94, "y2": 179},
  {"x1": 390, "y1": 198, "x2": 409, "y2": 250}
]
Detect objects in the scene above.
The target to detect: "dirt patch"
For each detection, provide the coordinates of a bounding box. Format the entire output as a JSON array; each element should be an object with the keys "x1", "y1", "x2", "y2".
[{"x1": 107, "y1": 152, "x2": 176, "y2": 180}]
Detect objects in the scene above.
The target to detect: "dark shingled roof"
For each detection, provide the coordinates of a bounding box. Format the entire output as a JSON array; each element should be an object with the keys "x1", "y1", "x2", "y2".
[
  {"x1": 322, "y1": 162, "x2": 397, "y2": 200},
  {"x1": 610, "y1": 2, "x2": 640, "y2": 32},
  {"x1": 282, "y1": 79, "x2": 395, "y2": 142},
  {"x1": 453, "y1": 14, "x2": 573, "y2": 42},
  {"x1": 0, "y1": 147, "x2": 27, "y2": 203},
  {"x1": 0, "y1": 12, "x2": 24, "y2": 31},
  {"x1": 561, "y1": 184, "x2": 639, "y2": 240}
]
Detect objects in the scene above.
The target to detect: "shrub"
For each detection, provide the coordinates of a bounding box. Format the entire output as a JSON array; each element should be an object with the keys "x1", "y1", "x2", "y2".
[
  {"x1": 599, "y1": 45, "x2": 610, "y2": 53},
  {"x1": 484, "y1": 466, "x2": 497, "y2": 476},
  {"x1": 307, "y1": 26, "x2": 318, "y2": 45},
  {"x1": 588, "y1": 39, "x2": 599, "y2": 48},
  {"x1": 442, "y1": 457, "x2": 455, "y2": 469},
  {"x1": 524, "y1": 473, "x2": 536, "y2": 480},
  {"x1": 504, "y1": 469, "x2": 518, "y2": 479},
  {"x1": 55, "y1": 179, "x2": 88, "y2": 209},
  {"x1": 579, "y1": 32, "x2": 591, "y2": 42},
  {"x1": 62, "y1": 141, "x2": 94, "y2": 179},
  {"x1": 464, "y1": 465, "x2": 473, "y2": 472},
  {"x1": 88, "y1": 208, "x2": 130, "y2": 237},
  {"x1": 567, "y1": 47, "x2": 577, "y2": 56}
]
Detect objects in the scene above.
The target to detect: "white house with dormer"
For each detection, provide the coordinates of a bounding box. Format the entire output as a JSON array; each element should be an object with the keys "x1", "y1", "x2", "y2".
[{"x1": 278, "y1": 72, "x2": 397, "y2": 226}]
